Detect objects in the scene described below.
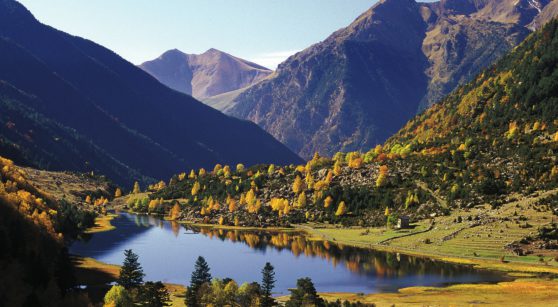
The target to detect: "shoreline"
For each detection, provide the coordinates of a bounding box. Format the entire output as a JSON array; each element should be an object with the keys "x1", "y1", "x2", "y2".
[
  {"x1": 300, "y1": 225, "x2": 558, "y2": 275},
  {"x1": 84, "y1": 213, "x2": 117, "y2": 234},
  {"x1": 76, "y1": 211, "x2": 558, "y2": 305}
]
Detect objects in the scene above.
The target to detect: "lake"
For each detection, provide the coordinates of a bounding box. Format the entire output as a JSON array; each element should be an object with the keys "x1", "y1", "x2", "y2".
[{"x1": 70, "y1": 212, "x2": 510, "y2": 295}]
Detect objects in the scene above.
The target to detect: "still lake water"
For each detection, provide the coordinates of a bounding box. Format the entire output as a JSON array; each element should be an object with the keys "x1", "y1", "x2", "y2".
[{"x1": 70, "y1": 213, "x2": 509, "y2": 294}]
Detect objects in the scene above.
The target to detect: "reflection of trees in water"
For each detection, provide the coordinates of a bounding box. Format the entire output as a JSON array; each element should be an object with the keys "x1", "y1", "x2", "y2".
[{"x1": 189, "y1": 227, "x2": 489, "y2": 280}]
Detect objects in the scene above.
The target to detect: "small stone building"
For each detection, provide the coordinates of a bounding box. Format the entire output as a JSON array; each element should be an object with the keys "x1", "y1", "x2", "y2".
[{"x1": 396, "y1": 216, "x2": 410, "y2": 229}]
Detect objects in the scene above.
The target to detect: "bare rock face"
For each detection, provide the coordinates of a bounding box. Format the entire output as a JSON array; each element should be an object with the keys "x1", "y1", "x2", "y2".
[
  {"x1": 140, "y1": 48, "x2": 272, "y2": 100},
  {"x1": 226, "y1": 0, "x2": 558, "y2": 159}
]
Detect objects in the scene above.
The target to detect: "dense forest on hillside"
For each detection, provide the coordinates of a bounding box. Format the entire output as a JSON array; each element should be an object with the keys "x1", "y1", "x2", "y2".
[
  {"x1": 0, "y1": 156, "x2": 111, "y2": 306},
  {"x1": 131, "y1": 19, "x2": 558, "y2": 231}
]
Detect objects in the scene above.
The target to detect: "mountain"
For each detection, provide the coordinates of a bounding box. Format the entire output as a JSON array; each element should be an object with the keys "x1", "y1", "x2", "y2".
[
  {"x1": 0, "y1": 0, "x2": 302, "y2": 187},
  {"x1": 140, "y1": 49, "x2": 272, "y2": 103},
  {"x1": 153, "y1": 17, "x2": 558, "y2": 233},
  {"x1": 227, "y1": 0, "x2": 557, "y2": 159}
]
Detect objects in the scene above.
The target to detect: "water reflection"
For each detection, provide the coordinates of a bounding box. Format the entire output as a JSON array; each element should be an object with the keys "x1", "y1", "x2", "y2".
[
  {"x1": 190, "y1": 227, "x2": 506, "y2": 283},
  {"x1": 70, "y1": 213, "x2": 510, "y2": 294}
]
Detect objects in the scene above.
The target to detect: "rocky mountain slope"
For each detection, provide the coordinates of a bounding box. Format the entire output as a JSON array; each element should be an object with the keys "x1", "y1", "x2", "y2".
[
  {"x1": 227, "y1": 0, "x2": 557, "y2": 159},
  {"x1": 0, "y1": 0, "x2": 301, "y2": 187},
  {"x1": 140, "y1": 48, "x2": 272, "y2": 102}
]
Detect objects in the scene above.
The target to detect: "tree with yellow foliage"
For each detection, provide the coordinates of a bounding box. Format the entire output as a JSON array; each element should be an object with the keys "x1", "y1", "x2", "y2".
[
  {"x1": 324, "y1": 196, "x2": 333, "y2": 208},
  {"x1": 325, "y1": 170, "x2": 333, "y2": 183},
  {"x1": 178, "y1": 172, "x2": 186, "y2": 181},
  {"x1": 376, "y1": 165, "x2": 389, "y2": 187},
  {"x1": 268, "y1": 164, "x2": 275, "y2": 175},
  {"x1": 236, "y1": 164, "x2": 245, "y2": 173},
  {"x1": 133, "y1": 181, "x2": 141, "y2": 194},
  {"x1": 223, "y1": 165, "x2": 231, "y2": 178},
  {"x1": 188, "y1": 170, "x2": 196, "y2": 179},
  {"x1": 305, "y1": 172, "x2": 314, "y2": 190},
  {"x1": 348, "y1": 157, "x2": 363, "y2": 169},
  {"x1": 384, "y1": 207, "x2": 390, "y2": 216},
  {"x1": 246, "y1": 189, "x2": 256, "y2": 207},
  {"x1": 292, "y1": 176, "x2": 305, "y2": 194},
  {"x1": 191, "y1": 181, "x2": 201, "y2": 196},
  {"x1": 218, "y1": 216, "x2": 225, "y2": 225},
  {"x1": 297, "y1": 192, "x2": 306, "y2": 208},
  {"x1": 335, "y1": 201, "x2": 347, "y2": 216},
  {"x1": 199, "y1": 168, "x2": 207, "y2": 176},
  {"x1": 554, "y1": 131, "x2": 558, "y2": 142},
  {"x1": 213, "y1": 164, "x2": 223, "y2": 174},
  {"x1": 333, "y1": 160, "x2": 342, "y2": 176},
  {"x1": 169, "y1": 203, "x2": 181, "y2": 220},
  {"x1": 115, "y1": 188, "x2": 122, "y2": 198},
  {"x1": 156, "y1": 180, "x2": 166, "y2": 191},
  {"x1": 85, "y1": 195, "x2": 92, "y2": 204}
]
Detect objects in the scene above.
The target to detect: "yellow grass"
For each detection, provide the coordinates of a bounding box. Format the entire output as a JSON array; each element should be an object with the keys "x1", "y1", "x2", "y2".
[
  {"x1": 85, "y1": 214, "x2": 117, "y2": 233},
  {"x1": 318, "y1": 279, "x2": 558, "y2": 306}
]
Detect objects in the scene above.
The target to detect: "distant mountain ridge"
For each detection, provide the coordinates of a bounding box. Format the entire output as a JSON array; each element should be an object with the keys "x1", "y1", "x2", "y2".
[
  {"x1": 140, "y1": 48, "x2": 272, "y2": 103},
  {"x1": 226, "y1": 0, "x2": 558, "y2": 159},
  {"x1": 0, "y1": 0, "x2": 302, "y2": 186}
]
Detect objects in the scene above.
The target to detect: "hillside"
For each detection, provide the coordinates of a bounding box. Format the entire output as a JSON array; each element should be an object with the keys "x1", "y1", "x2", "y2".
[
  {"x1": 140, "y1": 48, "x2": 272, "y2": 102},
  {"x1": 0, "y1": 156, "x2": 115, "y2": 306},
  {"x1": 136, "y1": 18, "x2": 558, "y2": 265},
  {"x1": 0, "y1": 0, "x2": 301, "y2": 187},
  {"x1": 227, "y1": 0, "x2": 557, "y2": 159}
]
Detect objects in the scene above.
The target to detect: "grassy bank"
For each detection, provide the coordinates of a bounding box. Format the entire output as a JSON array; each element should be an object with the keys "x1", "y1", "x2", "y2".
[
  {"x1": 317, "y1": 278, "x2": 558, "y2": 306},
  {"x1": 85, "y1": 213, "x2": 117, "y2": 234},
  {"x1": 72, "y1": 255, "x2": 186, "y2": 306},
  {"x1": 300, "y1": 190, "x2": 558, "y2": 275}
]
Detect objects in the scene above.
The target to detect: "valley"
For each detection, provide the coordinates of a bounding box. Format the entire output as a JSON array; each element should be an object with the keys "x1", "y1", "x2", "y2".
[{"x1": 2, "y1": 0, "x2": 558, "y2": 306}]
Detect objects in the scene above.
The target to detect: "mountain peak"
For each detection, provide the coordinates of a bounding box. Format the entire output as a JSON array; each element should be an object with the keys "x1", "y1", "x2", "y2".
[{"x1": 140, "y1": 48, "x2": 272, "y2": 100}]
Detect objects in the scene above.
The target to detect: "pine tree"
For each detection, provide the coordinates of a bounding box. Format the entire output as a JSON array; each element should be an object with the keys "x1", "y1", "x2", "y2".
[
  {"x1": 186, "y1": 256, "x2": 212, "y2": 307},
  {"x1": 261, "y1": 262, "x2": 276, "y2": 307},
  {"x1": 117, "y1": 249, "x2": 145, "y2": 289},
  {"x1": 137, "y1": 281, "x2": 171, "y2": 307}
]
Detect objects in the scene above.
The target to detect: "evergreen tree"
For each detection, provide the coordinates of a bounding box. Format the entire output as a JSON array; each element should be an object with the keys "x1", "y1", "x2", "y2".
[
  {"x1": 137, "y1": 281, "x2": 171, "y2": 307},
  {"x1": 261, "y1": 262, "x2": 276, "y2": 307},
  {"x1": 117, "y1": 249, "x2": 145, "y2": 289},
  {"x1": 185, "y1": 256, "x2": 212, "y2": 307},
  {"x1": 286, "y1": 277, "x2": 325, "y2": 307}
]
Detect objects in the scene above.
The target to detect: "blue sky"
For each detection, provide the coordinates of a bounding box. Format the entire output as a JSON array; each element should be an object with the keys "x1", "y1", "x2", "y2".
[{"x1": 18, "y1": 0, "x2": 432, "y2": 69}]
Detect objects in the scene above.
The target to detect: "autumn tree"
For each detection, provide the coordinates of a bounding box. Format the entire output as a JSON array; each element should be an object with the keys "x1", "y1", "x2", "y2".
[
  {"x1": 297, "y1": 192, "x2": 307, "y2": 208},
  {"x1": 292, "y1": 176, "x2": 305, "y2": 194},
  {"x1": 115, "y1": 188, "x2": 123, "y2": 198},
  {"x1": 133, "y1": 181, "x2": 141, "y2": 194},
  {"x1": 324, "y1": 196, "x2": 333, "y2": 208},
  {"x1": 117, "y1": 249, "x2": 144, "y2": 289},
  {"x1": 236, "y1": 164, "x2": 245, "y2": 173},
  {"x1": 376, "y1": 165, "x2": 389, "y2": 187},
  {"x1": 104, "y1": 285, "x2": 132, "y2": 307},
  {"x1": 268, "y1": 164, "x2": 275, "y2": 175},
  {"x1": 228, "y1": 197, "x2": 237, "y2": 213},
  {"x1": 191, "y1": 181, "x2": 201, "y2": 196},
  {"x1": 189, "y1": 170, "x2": 196, "y2": 179},
  {"x1": 169, "y1": 203, "x2": 181, "y2": 220},
  {"x1": 85, "y1": 195, "x2": 92, "y2": 204},
  {"x1": 261, "y1": 263, "x2": 276, "y2": 307},
  {"x1": 333, "y1": 160, "x2": 342, "y2": 176},
  {"x1": 335, "y1": 201, "x2": 347, "y2": 216}
]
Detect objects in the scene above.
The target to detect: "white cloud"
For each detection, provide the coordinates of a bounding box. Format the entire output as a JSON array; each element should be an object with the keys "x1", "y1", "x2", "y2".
[{"x1": 250, "y1": 50, "x2": 301, "y2": 70}]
